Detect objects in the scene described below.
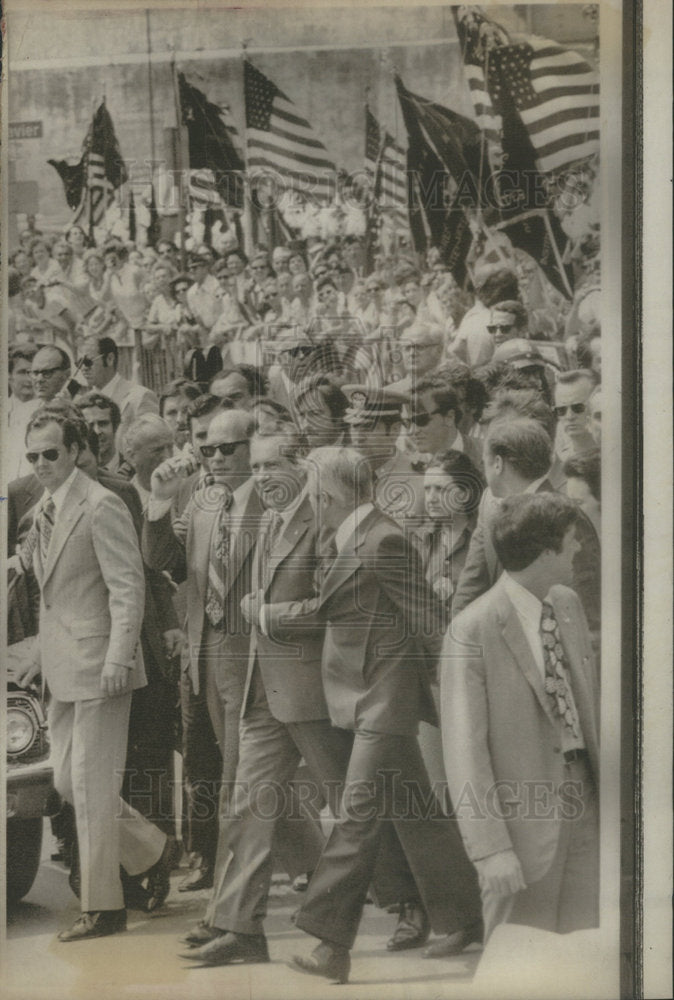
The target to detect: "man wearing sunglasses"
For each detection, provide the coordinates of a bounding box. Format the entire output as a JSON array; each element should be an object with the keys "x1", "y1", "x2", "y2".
[
  {"x1": 143, "y1": 409, "x2": 264, "y2": 885},
  {"x1": 15, "y1": 408, "x2": 175, "y2": 941},
  {"x1": 553, "y1": 369, "x2": 597, "y2": 462},
  {"x1": 408, "y1": 375, "x2": 484, "y2": 472},
  {"x1": 486, "y1": 299, "x2": 529, "y2": 347},
  {"x1": 79, "y1": 335, "x2": 159, "y2": 451}
]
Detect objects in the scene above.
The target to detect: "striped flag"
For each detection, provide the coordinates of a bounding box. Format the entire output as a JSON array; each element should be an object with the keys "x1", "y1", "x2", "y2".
[
  {"x1": 364, "y1": 107, "x2": 408, "y2": 232},
  {"x1": 454, "y1": 7, "x2": 599, "y2": 177},
  {"x1": 244, "y1": 59, "x2": 336, "y2": 203},
  {"x1": 51, "y1": 103, "x2": 127, "y2": 236}
]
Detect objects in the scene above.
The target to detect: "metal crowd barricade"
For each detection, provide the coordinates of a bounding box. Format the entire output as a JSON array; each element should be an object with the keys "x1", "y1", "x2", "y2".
[{"x1": 133, "y1": 330, "x2": 184, "y2": 393}]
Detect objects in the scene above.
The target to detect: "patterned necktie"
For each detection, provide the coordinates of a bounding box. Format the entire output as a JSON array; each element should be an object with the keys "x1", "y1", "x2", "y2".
[
  {"x1": 205, "y1": 490, "x2": 234, "y2": 628},
  {"x1": 540, "y1": 600, "x2": 582, "y2": 740},
  {"x1": 38, "y1": 497, "x2": 56, "y2": 563}
]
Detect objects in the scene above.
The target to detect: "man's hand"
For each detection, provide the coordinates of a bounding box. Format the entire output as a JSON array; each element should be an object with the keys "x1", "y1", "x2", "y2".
[
  {"x1": 13, "y1": 658, "x2": 41, "y2": 689},
  {"x1": 150, "y1": 454, "x2": 199, "y2": 501},
  {"x1": 163, "y1": 628, "x2": 184, "y2": 659},
  {"x1": 100, "y1": 662, "x2": 132, "y2": 697},
  {"x1": 240, "y1": 589, "x2": 265, "y2": 626},
  {"x1": 475, "y1": 850, "x2": 527, "y2": 898},
  {"x1": 433, "y1": 576, "x2": 454, "y2": 601}
]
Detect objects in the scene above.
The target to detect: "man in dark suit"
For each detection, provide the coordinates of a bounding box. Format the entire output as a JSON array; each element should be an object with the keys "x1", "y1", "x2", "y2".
[
  {"x1": 441, "y1": 493, "x2": 600, "y2": 938},
  {"x1": 180, "y1": 433, "x2": 429, "y2": 965},
  {"x1": 288, "y1": 448, "x2": 482, "y2": 985},
  {"x1": 452, "y1": 418, "x2": 600, "y2": 653}
]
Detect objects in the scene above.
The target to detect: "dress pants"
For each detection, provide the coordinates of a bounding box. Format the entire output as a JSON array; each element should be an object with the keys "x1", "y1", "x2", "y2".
[
  {"x1": 49, "y1": 694, "x2": 166, "y2": 912},
  {"x1": 295, "y1": 729, "x2": 482, "y2": 950},
  {"x1": 201, "y1": 623, "x2": 248, "y2": 814},
  {"x1": 179, "y1": 664, "x2": 221, "y2": 867},
  {"x1": 206, "y1": 667, "x2": 418, "y2": 935},
  {"x1": 481, "y1": 756, "x2": 599, "y2": 939}
]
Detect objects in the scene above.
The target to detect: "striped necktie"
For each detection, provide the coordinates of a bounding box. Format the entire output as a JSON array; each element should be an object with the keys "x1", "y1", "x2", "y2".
[
  {"x1": 205, "y1": 490, "x2": 234, "y2": 628},
  {"x1": 38, "y1": 497, "x2": 56, "y2": 562}
]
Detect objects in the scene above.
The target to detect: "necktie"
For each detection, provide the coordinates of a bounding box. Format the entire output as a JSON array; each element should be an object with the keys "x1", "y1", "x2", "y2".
[
  {"x1": 38, "y1": 497, "x2": 56, "y2": 562},
  {"x1": 205, "y1": 490, "x2": 234, "y2": 628},
  {"x1": 540, "y1": 601, "x2": 582, "y2": 740}
]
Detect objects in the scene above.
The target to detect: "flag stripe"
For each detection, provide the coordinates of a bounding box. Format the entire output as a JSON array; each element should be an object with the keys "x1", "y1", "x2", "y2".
[
  {"x1": 248, "y1": 157, "x2": 335, "y2": 191},
  {"x1": 523, "y1": 101, "x2": 600, "y2": 136},
  {"x1": 268, "y1": 121, "x2": 328, "y2": 150},
  {"x1": 247, "y1": 133, "x2": 337, "y2": 172},
  {"x1": 535, "y1": 134, "x2": 600, "y2": 173}
]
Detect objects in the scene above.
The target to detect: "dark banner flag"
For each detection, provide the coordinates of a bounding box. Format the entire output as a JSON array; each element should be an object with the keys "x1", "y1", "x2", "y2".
[
  {"x1": 48, "y1": 102, "x2": 127, "y2": 236},
  {"x1": 178, "y1": 72, "x2": 245, "y2": 209},
  {"x1": 395, "y1": 75, "x2": 482, "y2": 285}
]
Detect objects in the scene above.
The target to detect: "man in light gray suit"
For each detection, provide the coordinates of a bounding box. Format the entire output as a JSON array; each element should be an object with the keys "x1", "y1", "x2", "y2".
[
  {"x1": 17, "y1": 408, "x2": 177, "y2": 941},
  {"x1": 441, "y1": 492, "x2": 600, "y2": 940}
]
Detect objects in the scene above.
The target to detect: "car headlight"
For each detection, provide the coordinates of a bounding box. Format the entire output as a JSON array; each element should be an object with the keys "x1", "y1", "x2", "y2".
[{"x1": 7, "y1": 707, "x2": 37, "y2": 755}]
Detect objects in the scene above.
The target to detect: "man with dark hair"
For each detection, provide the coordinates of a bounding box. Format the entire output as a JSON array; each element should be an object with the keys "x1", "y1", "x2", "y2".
[
  {"x1": 292, "y1": 375, "x2": 350, "y2": 449},
  {"x1": 486, "y1": 299, "x2": 529, "y2": 346},
  {"x1": 408, "y1": 374, "x2": 484, "y2": 470},
  {"x1": 453, "y1": 267, "x2": 521, "y2": 367},
  {"x1": 452, "y1": 418, "x2": 600, "y2": 653},
  {"x1": 80, "y1": 333, "x2": 159, "y2": 445},
  {"x1": 158, "y1": 378, "x2": 201, "y2": 451},
  {"x1": 79, "y1": 390, "x2": 126, "y2": 474},
  {"x1": 210, "y1": 365, "x2": 266, "y2": 409},
  {"x1": 14, "y1": 408, "x2": 177, "y2": 941},
  {"x1": 553, "y1": 369, "x2": 597, "y2": 462},
  {"x1": 441, "y1": 492, "x2": 599, "y2": 939}
]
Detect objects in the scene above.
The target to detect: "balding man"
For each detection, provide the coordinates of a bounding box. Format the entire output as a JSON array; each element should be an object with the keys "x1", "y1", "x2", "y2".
[
  {"x1": 30, "y1": 345, "x2": 76, "y2": 404},
  {"x1": 391, "y1": 322, "x2": 446, "y2": 395}
]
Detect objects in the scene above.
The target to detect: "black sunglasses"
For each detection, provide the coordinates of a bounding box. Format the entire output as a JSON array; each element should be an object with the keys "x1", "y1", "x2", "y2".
[
  {"x1": 487, "y1": 324, "x2": 515, "y2": 334},
  {"x1": 31, "y1": 366, "x2": 66, "y2": 378},
  {"x1": 402, "y1": 409, "x2": 441, "y2": 429},
  {"x1": 26, "y1": 448, "x2": 61, "y2": 464},
  {"x1": 78, "y1": 352, "x2": 105, "y2": 369},
  {"x1": 200, "y1": 440, "x2": 248, "y2": 458},
  {"x1": 554, "y1": 403, "x2": 587, "y2": 417}
]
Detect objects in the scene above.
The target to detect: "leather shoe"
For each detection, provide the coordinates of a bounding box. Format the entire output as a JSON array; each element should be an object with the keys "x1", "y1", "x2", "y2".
[
  {"x1": 178, "y1": 865, "x2": 214, "y2": 892},
  {"x1": 386, "y1": 901, "x2": 430, "y2": 951},
  {"x1": 180, "y1": 931, "x2": 269, "y2": 965},
  {"x1": 58, "y1": 909, "x2": 126, "y2": 942},
  {"x1": 180, "y1": 921, "x2": 226, "y2": 947},
  {"x1": 145, "y1": 835, "x2": 181, "y2": 911},
  {"x1": 288, "y1": 941, "x2": 350, "y2": 984},
  {"x1": 423, "y1": 919, "x2": 484, "y2": 959}
]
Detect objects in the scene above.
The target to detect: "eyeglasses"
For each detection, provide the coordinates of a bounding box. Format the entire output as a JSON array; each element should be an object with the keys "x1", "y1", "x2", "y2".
[
  {"x1": 401, "y1": 342, "x2": 436, "y2": 352},
  {"x1": 487, "y1": 324, "x2": 515, "y2": 334},
  {"x1": 78, "y1": 353, "x2": 105, "y2": 369},
  {"x1": 200, "y1": 440, "x2": 248, "y2": 458},
  {"x1": 402, "y1": 409, "x2": 441, "y2": 429},
  {"x1": 26, "y1": 448, "x2": 61, "y2": 464},
  {"x1": 31, "y1": 366, "x2": 66, "y2": 379},
  {"x1": 554, "y1": 403, "x2": 587, "y2": 417}
]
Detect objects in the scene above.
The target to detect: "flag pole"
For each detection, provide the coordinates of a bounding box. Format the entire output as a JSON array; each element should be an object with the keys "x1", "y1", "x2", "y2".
[
  {"x1": 543, "y1": 211, "x2": 574, "y2": 299},
  {"x1": 170, "y1": 53, "x2": 189, "y2": 271},
  {"x1": 240, "y1": 40, "x2": 255, "y2": 256}
]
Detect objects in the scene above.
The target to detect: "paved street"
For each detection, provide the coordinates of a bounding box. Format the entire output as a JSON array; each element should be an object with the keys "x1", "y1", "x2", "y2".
[{"x1": 4, "y1": 820, "x2": 482, "y2": 1000}]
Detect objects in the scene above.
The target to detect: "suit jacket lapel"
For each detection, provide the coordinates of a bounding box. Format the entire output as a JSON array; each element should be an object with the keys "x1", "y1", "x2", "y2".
[
  {"x1": 498, "y1": 585, "x2": 557, "y2": 728},
  {"x1": 41, "y1": 472, "x2": 88, "y2": 588},
  {"x1": 225, "y1": 488, "x2": 262, "y2": 596},
  {"x1": 320, "y1": 507, "x2": 379, "y2": 603}
]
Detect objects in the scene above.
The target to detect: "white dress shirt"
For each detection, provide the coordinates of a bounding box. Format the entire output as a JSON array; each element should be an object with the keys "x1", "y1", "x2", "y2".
[{"x1": 502, "y1": 572, "x2": 545, "y2": 678}]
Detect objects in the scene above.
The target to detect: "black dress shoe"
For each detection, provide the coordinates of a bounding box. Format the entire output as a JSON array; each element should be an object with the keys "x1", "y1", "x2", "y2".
[
  {"x1": 178, "y1": 866, "x2": 214, "y2": 892},
  {"x1": 386, "y1": 901, "x2": 430, "y2": 951},
  {"x1": 122, "y1": 874, "x2": 152, "y2": 911},
  {"x1": 180, "y1": 931, "x2": 270, "y2": 965},
  {"x1": 423, "y1": 919, "x2": 484, "y2": 958},
  {"x1": 57, "y1": 909, "x2": 127, "y2": 942},
  {"x1": 288, "y1": 941, "x2": 350, "y2": 984},
  {"x1": 180, "y1": 921, "x2": 226, "y2": 947},
  {"x1": 145, "y1": 835, "x2": 181, "y2": 911}
]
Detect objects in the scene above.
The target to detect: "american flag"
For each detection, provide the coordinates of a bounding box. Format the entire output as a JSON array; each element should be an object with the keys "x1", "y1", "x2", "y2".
[
  {"x1": 244, "y1": 60, "x2": 336, "y2": 203},
  {"x1": 454, "y1": 7, "x2": 599, "y2": 177},
  {"x1": 364, "y1": 107, "x2": 408, "y2": 232},
  {"x1": 71, "y1": 103, "x2": 127, "y2": 235}
]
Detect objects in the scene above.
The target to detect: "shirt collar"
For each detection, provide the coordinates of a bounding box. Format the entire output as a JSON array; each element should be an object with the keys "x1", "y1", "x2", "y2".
[
  {"x1": 104, "y1": 371, "x2": 122, "y2": 396},
  {"x1": 49, "y1": 467, "x2": 79, "y2": 518},
  {"x1": 502, "y1": 572, "x2": 543, "y2": 626},
  {"x1": 334, "y1": 502, "x2": 375, "y2": 553},
  {"x1": 524, "y1": 472, "x2": 549, "y2": 494}
]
